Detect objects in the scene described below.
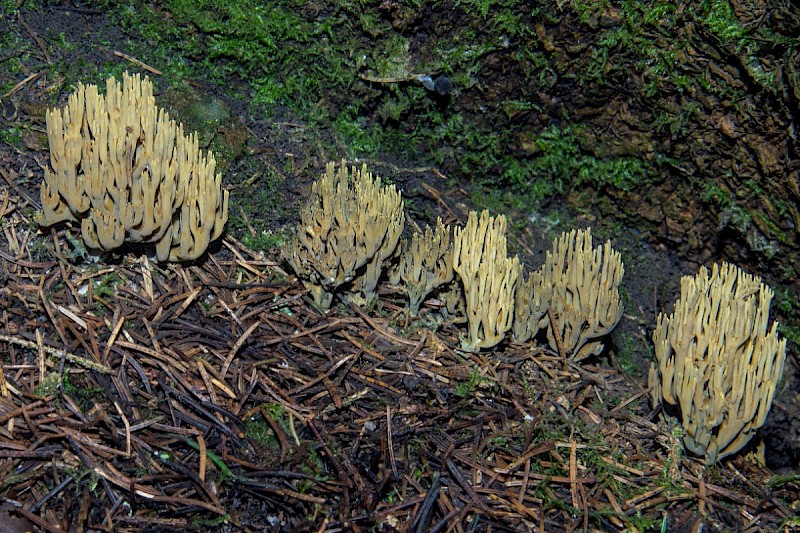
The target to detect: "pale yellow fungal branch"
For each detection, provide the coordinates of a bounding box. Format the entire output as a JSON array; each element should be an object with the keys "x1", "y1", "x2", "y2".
[
  {"x1": 452, "y1": 210, "x2": 520, "y2": 352},
  {"x1": 284, "y1": 161, "x2": 404, "y2": 311},
  {"x1": 511, "y1": 269, "x2": 551, "y2": 344},
  {"x1": 440, "y1": 281, "x2": 467, "y2": 324},
  {"x1": 348, "y1": 165, "x2": 405, "y2": 305},
  {"x1": 648, "y1": 262, "x2": 786, "y2": 464},
  {"x1": 390, "y1": 217, "x2": 453, "y2": 316},
  {"x1": 35, "y1": 72, "x2": 229, "y2": 262},
  {"x1": 540, "y1": 228, "x2": 624, "y2": 361}
]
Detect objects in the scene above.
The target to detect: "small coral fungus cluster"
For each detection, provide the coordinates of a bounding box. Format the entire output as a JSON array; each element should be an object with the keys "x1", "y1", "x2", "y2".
[
  {"x1": 284, "y1": 161, "x2": 624, "y2": 360},
  {"x1": 284, "y1": 161, "x2": 787, "y2": 465}
]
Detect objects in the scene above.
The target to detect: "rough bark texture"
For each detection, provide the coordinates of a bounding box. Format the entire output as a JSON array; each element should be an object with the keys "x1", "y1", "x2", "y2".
[{"x1": 431, "y1": 1, "x2": 800, "y2": 299}]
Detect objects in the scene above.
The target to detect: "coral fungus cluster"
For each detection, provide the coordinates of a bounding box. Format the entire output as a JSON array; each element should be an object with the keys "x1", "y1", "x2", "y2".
[
  {"x1": 283, "y1": 162, "x2": 786, "y2": 464},
  {"x1": 35, "y1": 72, "x2": 228, "y2": 262},
  {"x1": 35, "y1": 73, "x2": 787, "y2": 466},
  {"x1": 284, "y1": 163, "x2": 624, "y2": 359}
]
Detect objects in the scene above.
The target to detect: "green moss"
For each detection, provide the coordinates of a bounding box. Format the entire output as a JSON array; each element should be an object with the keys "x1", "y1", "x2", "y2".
[
  {"x1": 34, "y1": 372, "x2": 62, "y2": 397},
  {"x1": 192, "y1": 515, "x2": 231, "y2": 528},
  {"x1": 331, "y1": 108, "x2": 384, "y2": 157},
  {"x1": 296, "y1": 448, "x2": 328, "y2": 493},
  {"x1": 63, "y1": 374, "x2": 106, "y2": 411},
  {"x1": 453, "y1": 368, "x2": 483, "y2": 398},
  {"x1": 651, "y1": 101, "x2": 700, "y2": 143},
  {"x1": 774, "y1": 287, "x2": 799, "y2": 316},
  {"x1": 615, "y1": 334, "x2": 642, "y2": 377},
  {"x1": 626, "y1": 511, "x2": 664, "y2": 531},
  {"x1": 95, "y1": 272, "x2": 123, "y2": 298},
  {"x1": 700, "y1": 180, "x2": 733, "y2": 208},
  {"x1": 89, "y1": 0, "x2": 358, "y2": 116},
  {"x1": 367, "y1": 34, "x2": 412, "y2": 79},
  {"x1": 752, "y1": 211, "x2": 789, "y2": 245},
  {"x1": 471, "y1": 125, "x2": 653, "y2": 214},
  {"x1": 245, "y1": 419, "x2": 280, "y2": 451},
  {"x1": 241, "y1": 230, "x2": 288, "y2": 253},
  {"x1": 1, "y1": 0, "x2": 19, "y2": 14},
  {"x1": 571, "y1": 0, "x2": 687, "y2": 95},
  {"x1": 50, "y1": 31, "x2": 76, "y2": 52},
  {"x1": 698, "y1": 0, "x2": 749, "y2": 47},
  {"x1": 769, "y1": 473, "x2": 800, "y2": 490},
  {"x1": 567, "y1": 0, "x2": 797, "y2": 103},
  {"x1": 773, "y1": 288, "x2": 800, "y2": 345},
  {"x1": 0, "y1": 126, "x2": 24, "y2": 146}
]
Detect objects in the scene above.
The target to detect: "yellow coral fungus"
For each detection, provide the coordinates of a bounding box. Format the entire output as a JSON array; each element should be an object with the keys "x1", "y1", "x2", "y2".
[
  {"x1": 390, "y1": 218, "x2": 453, "y2": 316},
  {"x1": 649, "y1": 262, "x2": 786, "y2": 464},
  {"x1": 284, "y1": 161, "x2": 404, "y2": 310},
  {"x1": 36, "y1": 72, "x2": 228, "y2": 262},
  {"x1": 539, "y1": 228, "x2": 623, "y2": 361},
  {"x1": 452, "y1": 210, "x2": 520, "y2": 352}
]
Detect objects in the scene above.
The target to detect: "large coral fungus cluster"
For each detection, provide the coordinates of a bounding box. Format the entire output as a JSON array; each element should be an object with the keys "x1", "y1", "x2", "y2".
[
  {"x1": 452, "y1": 210, "x2": 520, "y2": 352},
  {"x1": 536, "y1": 228, "x2": 624, "y2": 361},
  {"x1": 36, "y1": 72, "x2": 228, "y2": 262},
  {"x1": 648, "y1": 262, "x2": 787, "y2": 464},
  {"x1": 389, "y1": 217, "x2": 453, "y2": 317}
]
